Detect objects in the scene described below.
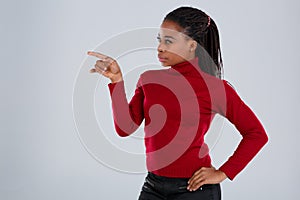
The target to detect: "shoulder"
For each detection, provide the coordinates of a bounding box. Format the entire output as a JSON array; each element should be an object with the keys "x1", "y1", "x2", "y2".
[
  {"x1": 221, "y1": 79, "x2": 244, "y2": 104},
  {"x1": 223, "y1": 80, "x2": 236, "y2": 91},
  {"x1": 139, "y1": 68, "x2": 169, "y2": 80},
  {"x1": 208, "y1": 78, "x2": 241, "y2": 103},
  {"x1": 141, "y1": 68, "x2": 168, "y2": 75},
  {"x1": 136, "y1": 69, "x2": 168, "y2": 87}
]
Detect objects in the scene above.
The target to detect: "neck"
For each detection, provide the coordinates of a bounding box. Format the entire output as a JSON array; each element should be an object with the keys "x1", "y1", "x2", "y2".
[
  {"x1": 186, "y1": 54, "x2": 196, "y2": 61},
  {"x1": 169, "y1": 57, "x2": 200, "y2": 75}
]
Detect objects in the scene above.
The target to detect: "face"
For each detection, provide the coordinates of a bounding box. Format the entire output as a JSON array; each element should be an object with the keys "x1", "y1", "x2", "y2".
[{"x1": 157, "y1": 20, "x2": 196, "y2": 67}]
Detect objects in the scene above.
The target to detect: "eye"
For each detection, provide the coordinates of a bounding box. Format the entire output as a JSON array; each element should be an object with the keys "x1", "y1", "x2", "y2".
[
  {"x1": 156, "y1": 36, "x2": 161, "y2": 42},
  {"x1": 165, "y1": 39, "x2": 172, "y2": 44}
]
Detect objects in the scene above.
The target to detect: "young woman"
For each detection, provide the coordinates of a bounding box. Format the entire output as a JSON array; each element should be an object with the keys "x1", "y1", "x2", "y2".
[{"x1": 88, "y1": 6, "x2": 268, "y2": 200}]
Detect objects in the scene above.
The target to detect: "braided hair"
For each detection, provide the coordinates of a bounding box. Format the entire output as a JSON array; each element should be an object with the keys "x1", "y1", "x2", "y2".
[{"x1": 164, "y1": 7, "x2": 223, "y2": 79}]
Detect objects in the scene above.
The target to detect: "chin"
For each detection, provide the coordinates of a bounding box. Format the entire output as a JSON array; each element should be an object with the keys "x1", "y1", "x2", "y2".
[{"x1": 160, "y1": 62, "x2": 171, "y2": 67}]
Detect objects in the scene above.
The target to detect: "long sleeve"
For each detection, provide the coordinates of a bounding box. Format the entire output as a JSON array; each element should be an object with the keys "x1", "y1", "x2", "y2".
[
  {"x1": 217, "y1": 80, "x2": 268, "y2": 180},
  {"x1": 107, "y1": 77, "x2": 145, "y2": 137}
]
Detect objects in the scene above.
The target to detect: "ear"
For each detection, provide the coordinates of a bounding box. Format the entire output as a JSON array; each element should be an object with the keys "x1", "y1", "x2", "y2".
[{"x1": 189, "y1": 40, "x2": 197, "y2": 52}]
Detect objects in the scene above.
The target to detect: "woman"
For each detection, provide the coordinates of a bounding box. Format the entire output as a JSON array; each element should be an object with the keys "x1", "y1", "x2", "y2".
[{"x1": 88, "y1": 6, "x2": 268, "y2": 200}]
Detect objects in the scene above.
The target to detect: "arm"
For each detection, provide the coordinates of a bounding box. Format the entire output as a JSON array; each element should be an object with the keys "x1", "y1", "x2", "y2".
[
  {"x1": 88, "y1": 51, "x2": 145, "y2": 137},
  {"x1": 187, "y1": 79, "x2": 268, "y2": 191},
  {"x1": 108, "y1": 77, "x2": 145, "y2": 137},
  {"x1": 218, "y1": 80, "x2": 269, "y2": 180}
]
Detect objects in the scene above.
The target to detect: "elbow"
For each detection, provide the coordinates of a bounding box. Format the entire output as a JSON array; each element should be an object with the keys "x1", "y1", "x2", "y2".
[
  {"x1": 115, "y1": 126, "x2": 133, "y2": 137},
  {"x1": 262, "y1": 131, "x2": 269, "y2": 145},
  {"x1": 118, "y1": 133, "x2": 131, "y2": 138},
  {"x1": 259, "y1": 129, "x2": 269, "y2": 147},
  {"x1": 117, "y1": 132, "x2": 130, "y2": 137},
  {"x1": 113, "y1": 118, "x2": 142, "y2": 137}
]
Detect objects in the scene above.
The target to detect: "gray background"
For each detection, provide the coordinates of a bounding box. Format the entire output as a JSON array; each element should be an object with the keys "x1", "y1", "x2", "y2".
[{"x1": 1, "y1": 0, "x2": 299, "y2": 199}]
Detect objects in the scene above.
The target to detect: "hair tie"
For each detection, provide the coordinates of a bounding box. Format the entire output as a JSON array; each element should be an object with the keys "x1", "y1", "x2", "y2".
[{"x1": 207, "y1": 16, "x2": 211, "y2": 27}]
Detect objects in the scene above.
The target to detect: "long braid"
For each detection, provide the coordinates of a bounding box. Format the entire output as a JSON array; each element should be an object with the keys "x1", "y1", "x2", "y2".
[{"x1": 164, "y1": 7, "x2": 223, "y2": 79}]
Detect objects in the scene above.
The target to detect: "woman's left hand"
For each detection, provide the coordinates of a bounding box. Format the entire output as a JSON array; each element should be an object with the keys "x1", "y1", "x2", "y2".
[{"x1": 187, "y1": 167, "x2": 227, "y2": 191}]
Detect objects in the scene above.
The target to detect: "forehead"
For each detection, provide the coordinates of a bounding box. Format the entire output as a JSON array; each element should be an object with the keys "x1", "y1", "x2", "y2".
[
  {"x1": 161, "y1": 20, "x2": 183, "y2": 31},
  {"x1": 159, "y1": 20, "x2": 185, "y2": 38}
]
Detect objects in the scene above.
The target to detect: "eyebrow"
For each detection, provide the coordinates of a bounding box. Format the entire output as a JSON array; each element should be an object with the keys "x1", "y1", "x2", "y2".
[{"x1": 157, "y1": 34, "x2": 177, "y2": 40}]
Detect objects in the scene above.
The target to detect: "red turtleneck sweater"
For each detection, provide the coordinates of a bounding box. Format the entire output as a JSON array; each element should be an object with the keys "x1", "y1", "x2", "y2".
[{"x1": 107, "y1": 58, "x2": 268, "y2": 180}]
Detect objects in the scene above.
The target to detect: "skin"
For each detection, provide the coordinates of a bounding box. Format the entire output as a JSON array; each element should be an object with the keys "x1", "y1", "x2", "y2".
[
  {"x1": 157, "y1": 20, "x2": 197, "y2": 66},
  {"x1": 88, "y1": 20, "x2": 227, "y2": 192},
  {"x1": 88, "y1": 51, "x2": 122, "y2": 83}
]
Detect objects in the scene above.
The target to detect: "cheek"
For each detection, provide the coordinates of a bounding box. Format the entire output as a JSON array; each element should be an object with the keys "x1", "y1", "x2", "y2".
[
  {"x1": 171, "y1": 47, "x2": 190, "y2": 59},
  {"x1": 168, "y1": 44, "x2": 189, "y2": 56}
]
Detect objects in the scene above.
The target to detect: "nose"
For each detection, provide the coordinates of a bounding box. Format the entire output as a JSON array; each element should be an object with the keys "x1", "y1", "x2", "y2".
[{"x1": 157, "y1": 43, "x2": 166, "y2": 53}]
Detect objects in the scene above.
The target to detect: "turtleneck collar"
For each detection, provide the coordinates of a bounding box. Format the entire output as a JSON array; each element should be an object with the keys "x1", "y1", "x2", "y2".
[{"x1": 168, "y1": 57, "x2": 201, "y2": 76}]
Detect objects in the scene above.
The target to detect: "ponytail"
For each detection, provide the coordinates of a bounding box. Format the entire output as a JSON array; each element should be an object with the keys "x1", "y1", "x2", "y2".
[{"x1": 164, "y1": 7, "x2": 223, "y2": 79}]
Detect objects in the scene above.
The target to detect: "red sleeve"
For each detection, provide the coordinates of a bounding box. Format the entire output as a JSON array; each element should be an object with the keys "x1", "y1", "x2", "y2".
[
  {"x1": 217, "y1": 80, "x2": 268, "y2": 180},
  {"x1": 107, "y1": 77, "x2": 144, "y2": 137}
]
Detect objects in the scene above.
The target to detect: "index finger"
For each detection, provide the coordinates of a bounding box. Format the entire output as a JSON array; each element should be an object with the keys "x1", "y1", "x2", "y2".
[{"x1": 87, "y1": 51, "x2": 109, "y2": 60}]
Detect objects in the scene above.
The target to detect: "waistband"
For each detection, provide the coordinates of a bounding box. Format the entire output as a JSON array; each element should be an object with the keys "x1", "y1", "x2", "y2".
[
  {"x1": 147, "y1": 171, "x2": 220, "y2": 191},
  {"x1": 148, "y1": 172, "x2": 189, "y2": 182}
]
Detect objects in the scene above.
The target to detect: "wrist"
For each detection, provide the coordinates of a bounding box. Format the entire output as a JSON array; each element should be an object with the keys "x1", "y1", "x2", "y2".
[
  {"x1": 110, "y1": 75, "x2": 123, "y2": 83},
  {"x1": 218, "y1": 170, "x2": 228, "y2": 181},
  {"x1": 110, "y1": 73, "x2": 123, "y2": 83}
]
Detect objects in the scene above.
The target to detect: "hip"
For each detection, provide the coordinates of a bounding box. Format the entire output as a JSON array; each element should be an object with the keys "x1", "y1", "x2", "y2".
[{"x1": 138, "y1": 172, "x2": 221, "y2": 200}]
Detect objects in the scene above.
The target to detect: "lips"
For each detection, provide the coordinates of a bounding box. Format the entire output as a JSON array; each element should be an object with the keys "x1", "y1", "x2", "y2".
[{"x1": 158, "y1": 55, "x2": 168, "y2": 62}]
